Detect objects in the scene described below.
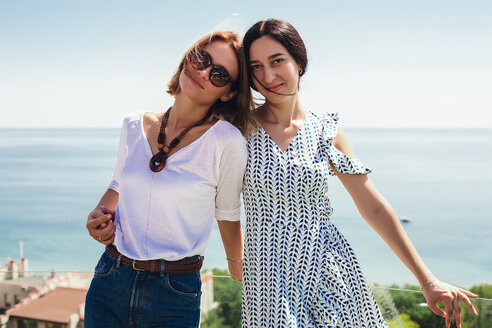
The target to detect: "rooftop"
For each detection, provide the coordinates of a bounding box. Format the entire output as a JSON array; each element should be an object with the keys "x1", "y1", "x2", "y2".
[
  {"x1": 0, "y1": 277, "x2": 46, "y2": 288},
  {"x1": 8, "y1": 287, "x2": 86, "y2": 323}
]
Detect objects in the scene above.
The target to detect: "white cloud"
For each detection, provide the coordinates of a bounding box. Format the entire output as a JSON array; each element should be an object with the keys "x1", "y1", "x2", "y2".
[{"x1": 211, "y1": 13, "x2": 246, "y2": 35}]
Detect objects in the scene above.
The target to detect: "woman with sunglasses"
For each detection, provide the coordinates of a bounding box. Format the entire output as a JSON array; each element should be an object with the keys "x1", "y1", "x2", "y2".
[
  {"x1": 241, "y1": 19, "x2": 478, "y2": 328},
  {"x1": 84, "y1": 31, "x2": 250, "y2": 327}
]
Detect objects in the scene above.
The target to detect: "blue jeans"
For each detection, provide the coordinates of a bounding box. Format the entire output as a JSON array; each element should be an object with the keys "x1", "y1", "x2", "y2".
[{"x1": 84, "y1": 251, "x2": 202, "y2": 327}]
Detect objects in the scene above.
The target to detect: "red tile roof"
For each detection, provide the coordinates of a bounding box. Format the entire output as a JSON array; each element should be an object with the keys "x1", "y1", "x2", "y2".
[{"x1": 9, "y1": 287, "x2": 86, "y2": 324}]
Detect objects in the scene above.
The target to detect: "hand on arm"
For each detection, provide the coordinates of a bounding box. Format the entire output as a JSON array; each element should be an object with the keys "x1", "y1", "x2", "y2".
[
  {"x1": 332, "y1": 129, "x2": 477, "y2": 327},
  {"x1": 86, "y1": 189, "x2": 119, "y2": 246},
  {"x1": 217, "y1": 220, "x2": 244, "y2": 283}
]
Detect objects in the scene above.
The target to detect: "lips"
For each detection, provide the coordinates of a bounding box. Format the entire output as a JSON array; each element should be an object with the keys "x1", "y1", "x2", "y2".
[
  {"x1": 184, "y1": 66, "x2": 204, "y2": 89},
  {"x1": 266, "y1": 83, "x2": 283, "y2": 93},
  {"x1": 190, "y1": 75, "x2": 204, "y2": 89}
]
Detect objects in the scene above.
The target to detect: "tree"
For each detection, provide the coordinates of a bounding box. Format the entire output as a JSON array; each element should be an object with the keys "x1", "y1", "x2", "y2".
[
  {"x1": 463, "y1": 284, "x2": 492, "y2": 328},
  {"x1": 387, "y1": 313, "x2": 420, "y2": 328},
  {"x1": 386, "y1": 283, "x2": 492, "y2": 328},
  {"x1": 201, "y1": 268, "x2": 242, "y2": 328}
]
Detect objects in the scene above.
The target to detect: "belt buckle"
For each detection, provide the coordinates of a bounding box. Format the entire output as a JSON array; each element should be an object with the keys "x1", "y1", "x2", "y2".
[{"x1": 132, "y1": 259, "x2": 145, "y2": 271}]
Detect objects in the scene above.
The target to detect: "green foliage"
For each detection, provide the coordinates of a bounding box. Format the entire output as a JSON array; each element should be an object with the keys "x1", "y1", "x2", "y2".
[
  {"x1": 200, "y1": 273, "x2": 491, "y2": 328},
  {"x1": 384, "y1": 284, "x2": 443, "y2": 328},
  {"x1": 387, "y1": 313, "x2": 420, "y2": 328},
  {"x1": 385, "y1": 283, "x2": 492, "y2": 328},
  {"x1": 201, "y1": 311, "x2": 232, "y2": 328},
  {"x1": 201, "y1": 268, "x2": 242, "y2": 328},
  {"x1": 463, "y1": 283, "x2": 492, "y2": 328}
]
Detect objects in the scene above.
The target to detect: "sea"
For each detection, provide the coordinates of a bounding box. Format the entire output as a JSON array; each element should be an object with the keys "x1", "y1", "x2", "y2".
[{"x1": 0, "y1": 127, "x2": 490, "y2": 287}]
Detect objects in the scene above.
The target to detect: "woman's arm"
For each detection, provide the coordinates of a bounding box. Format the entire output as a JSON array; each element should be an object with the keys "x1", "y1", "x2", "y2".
[
  {"x1": 87, "y1": 116, "x2": 128, "y2": 245},
  {"x1": 332, "y1": 129, "x2": 477, "y2": 328},
  {"x1": 86, "y1": 188, "x2": 118, "y2": 245},
  {"x1": 217, "y1": 220, "x2": 244, "y2": 282},
  {"x1": 214, "y1": 126, "x2": 248, "y2": 283}
]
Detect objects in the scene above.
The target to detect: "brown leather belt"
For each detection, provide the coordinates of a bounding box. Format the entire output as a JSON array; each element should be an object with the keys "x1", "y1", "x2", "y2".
[{"x1": 106, "y1": 244, "x2": 203, "y2": 274}]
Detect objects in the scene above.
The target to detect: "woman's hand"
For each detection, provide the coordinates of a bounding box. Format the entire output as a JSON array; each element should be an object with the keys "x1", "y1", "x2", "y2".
[
  {"x1": 227, "y1": 259, "x2": 243, "y2": 283},
  {"x1": 422, "y1": 278, "x2": 478, "y2": 328},
  {"x1": 86, "y1": 208, "x2": 116, "y2": 245}
]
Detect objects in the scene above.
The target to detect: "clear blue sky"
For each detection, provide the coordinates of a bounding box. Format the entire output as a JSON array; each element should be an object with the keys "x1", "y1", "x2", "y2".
[{"x1": 1, "y1": 0, "x2": 491, "y2": 128}]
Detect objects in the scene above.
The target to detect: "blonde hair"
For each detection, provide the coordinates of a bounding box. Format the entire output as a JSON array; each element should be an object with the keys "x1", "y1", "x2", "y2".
[{"x1": 167, "y1": 31, "x2": 252, "y2": 135}]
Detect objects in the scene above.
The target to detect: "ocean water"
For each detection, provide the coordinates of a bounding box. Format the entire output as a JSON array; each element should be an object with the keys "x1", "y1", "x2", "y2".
[{"x1": 0, "y1": 127, "x2": 490, "y2": 287}]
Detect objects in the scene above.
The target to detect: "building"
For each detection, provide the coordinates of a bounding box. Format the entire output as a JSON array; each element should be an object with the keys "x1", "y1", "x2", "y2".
[
  {"x1": 6, "y1": 287, "x2": 86, "y2": 328},
  {"x1": 0, "y1": 259, "x2": 28, "y2": 282},
  {"x1": 0, "y1": 257, "x2": 216, "y2": 327},
  {"x1": 0, "y1": 268, "x2": 91, "y2": 328},
  {"x1": 1, "y1": 258, "x2": 41, "y2": 318},
  {"x1": 200, "y1": 271, "x2": 216, "y2": 316}
]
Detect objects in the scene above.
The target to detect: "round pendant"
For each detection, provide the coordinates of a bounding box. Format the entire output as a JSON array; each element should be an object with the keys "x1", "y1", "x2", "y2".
[{"x1": 149, "y1": 152, "x2": 166, "y2": 172}]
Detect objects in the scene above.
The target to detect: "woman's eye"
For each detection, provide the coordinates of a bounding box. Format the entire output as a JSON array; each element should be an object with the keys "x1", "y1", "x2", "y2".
[
  {"x1": 250, "y1": 64, "x2": 261, "y2": 71},
  {"x1": 272, "y1": 58, "x2": 284, "y2": 64}
]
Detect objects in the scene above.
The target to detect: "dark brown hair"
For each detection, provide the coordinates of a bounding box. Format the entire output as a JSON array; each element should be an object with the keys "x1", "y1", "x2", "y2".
[
  {"x1": 167, "y1": 31, "x2": 252, "y2": 135},
  {"x1": 243, "y1": 19, "x2": 308, "y2": 91}
]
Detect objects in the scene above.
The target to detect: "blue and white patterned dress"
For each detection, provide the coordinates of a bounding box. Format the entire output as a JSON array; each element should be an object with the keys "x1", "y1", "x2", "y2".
[{"x1": 242, "y1": 111, "x2": 388, "y2": 327}]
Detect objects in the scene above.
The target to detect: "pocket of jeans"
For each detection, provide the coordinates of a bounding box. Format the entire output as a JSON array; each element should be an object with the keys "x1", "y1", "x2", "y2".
[
  {"x1": 94, "y1": 252, "x2": 116, "y2": 278},
  {"x1": 164, "y1": 272, "x2": 201, "y2": 298}
]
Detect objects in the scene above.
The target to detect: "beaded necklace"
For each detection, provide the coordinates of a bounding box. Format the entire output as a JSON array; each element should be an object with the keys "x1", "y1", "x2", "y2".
[{"x1": 149, "y1": 106, "x2": 212, "y2": 172}]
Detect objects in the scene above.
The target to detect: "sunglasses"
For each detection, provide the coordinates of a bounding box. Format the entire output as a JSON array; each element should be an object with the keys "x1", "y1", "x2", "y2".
[{"x1": 187, "y1": 48, "x2": 235, "y2": 88}]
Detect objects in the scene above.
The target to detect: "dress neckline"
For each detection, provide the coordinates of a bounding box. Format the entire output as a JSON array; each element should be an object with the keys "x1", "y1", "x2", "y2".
[{"x1": 257, "y1": 111, "x2": 311, "y2": 153}]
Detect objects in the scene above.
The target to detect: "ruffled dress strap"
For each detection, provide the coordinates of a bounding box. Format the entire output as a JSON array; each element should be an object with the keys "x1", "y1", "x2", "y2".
[{"x1": 319, "y1": 112, "x2": 372, "y2": 176}]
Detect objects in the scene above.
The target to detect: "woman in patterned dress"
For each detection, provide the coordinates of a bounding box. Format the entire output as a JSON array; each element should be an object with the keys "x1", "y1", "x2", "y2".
[{"x1": 241, "y1": 19, "x2": 477, "y2": 328}]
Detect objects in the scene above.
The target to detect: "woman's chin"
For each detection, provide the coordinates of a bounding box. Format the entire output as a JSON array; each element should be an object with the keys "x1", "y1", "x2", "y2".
[
  {"x1": 179, "y1": 84, "x2": 216, "y2": 106},
  {"x1": 263, "y1": 93, "x2": 295, "y2": 105}
]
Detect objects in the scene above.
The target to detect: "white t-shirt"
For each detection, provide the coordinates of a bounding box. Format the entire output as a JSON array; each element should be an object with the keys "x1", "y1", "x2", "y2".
[{"x1": 108, "y1": 111, "x2": 247, "y2": 261}]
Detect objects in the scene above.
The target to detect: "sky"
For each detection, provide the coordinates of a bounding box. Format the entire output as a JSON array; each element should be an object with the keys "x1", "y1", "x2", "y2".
[{"x1": 1, "y1": 0, "x2": 491, "y2": 128}]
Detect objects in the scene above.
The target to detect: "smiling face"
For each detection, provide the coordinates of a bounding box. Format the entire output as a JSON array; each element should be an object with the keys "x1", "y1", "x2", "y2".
[
  {"x1": 248, "y1": 35, "x2": 301, "y2": 102},
  {"x1": 178, "y1": 40, "x2": 239, "y2": 106}
]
